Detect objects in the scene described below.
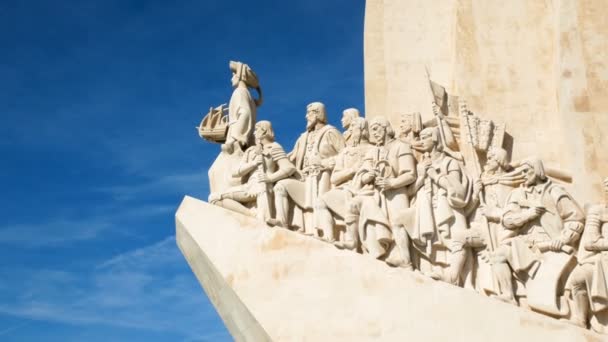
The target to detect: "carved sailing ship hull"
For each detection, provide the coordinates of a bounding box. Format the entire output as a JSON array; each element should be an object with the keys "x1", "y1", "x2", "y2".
[{"x1": 198, "y1": 104, "x2": 229, "y2": 143}]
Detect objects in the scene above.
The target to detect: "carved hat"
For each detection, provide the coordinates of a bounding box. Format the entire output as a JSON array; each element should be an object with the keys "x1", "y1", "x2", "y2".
[
  {"x1": 487, "y1": 147, "x2": 511, "y2": 170},
  {"x1": 419, "y1": 126, "x2": 440, "y2": 148},
  {"x1": 521, "y1": 157, "x2": 547, "y2": 182},
  {"x1": 229, "y1": 61, "x2": 259, "y2": 88},
  {"x1": 229, "y1": 61, "x2": 263, "y2": 107}
]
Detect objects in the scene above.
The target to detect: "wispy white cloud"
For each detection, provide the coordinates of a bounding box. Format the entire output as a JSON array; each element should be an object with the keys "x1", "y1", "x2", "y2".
[
  {"x1": 98, "y1": 169, "x2": 209, "y2": 201},
  {"x1": 0, "y1": 236, "x2": 229, "y2": 340},
  {"x1": 0, "y1": 204, "x2": 174, "y2": 248},
  {"x1": 0, "y1": 220, "x2": 111, "y2": 247}
]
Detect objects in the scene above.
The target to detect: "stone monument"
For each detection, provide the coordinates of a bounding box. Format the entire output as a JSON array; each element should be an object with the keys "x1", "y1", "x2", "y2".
[{"x1": 178, "y1": 2, "x2": 608, "y2": 341}]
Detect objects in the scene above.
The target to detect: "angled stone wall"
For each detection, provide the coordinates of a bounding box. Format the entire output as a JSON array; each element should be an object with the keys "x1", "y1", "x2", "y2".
[
  {"x1": 364, "y1": 0, "x2": 608, "y2": 203},
  {"x1": 176, "y1": 196, "x2": 603, "y2": 341}
]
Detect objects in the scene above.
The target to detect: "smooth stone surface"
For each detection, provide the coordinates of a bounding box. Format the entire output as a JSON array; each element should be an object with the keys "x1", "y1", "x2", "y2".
[
  {"x1": 176, "y1": 195, "x2": 603, "y2": 341},
  {"x1": 364, "y1": 0, "x2": 608, "y2": 203}
]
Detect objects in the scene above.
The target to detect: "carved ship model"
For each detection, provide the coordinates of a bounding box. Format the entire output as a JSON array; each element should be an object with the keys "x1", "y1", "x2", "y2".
[{"x1": 198, "y1": 104, "x2": 229, "y2": 143}]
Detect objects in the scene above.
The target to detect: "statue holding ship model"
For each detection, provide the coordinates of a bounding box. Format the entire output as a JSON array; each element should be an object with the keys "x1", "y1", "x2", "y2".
[{"x1": 196, "y1": 61, "x2": 608, "y2": 334}]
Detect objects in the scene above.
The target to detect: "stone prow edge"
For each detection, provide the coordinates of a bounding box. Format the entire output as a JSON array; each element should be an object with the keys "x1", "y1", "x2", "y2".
[
  {"x1": 176, "y1": 196, "x2": 272, "y2": 342},
  {"x1": 175, "y1": 195, "x2": 605, "y2": 341}
]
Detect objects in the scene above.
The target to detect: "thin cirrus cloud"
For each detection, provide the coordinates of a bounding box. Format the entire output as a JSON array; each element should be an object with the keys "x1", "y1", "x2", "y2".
[
  {"x1": 98, "y1": 169, "x2": 209, "y2": 202},
  {"x1": 0, "y1": 236, "x2": 229, "y2": 340},
  {"x1": 0, "y1": 204, "x2": 175, "y2": 248}
]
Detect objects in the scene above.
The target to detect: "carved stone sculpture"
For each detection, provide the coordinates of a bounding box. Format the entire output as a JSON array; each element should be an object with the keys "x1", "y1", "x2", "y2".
[
  {"x1": 315, "y1": 117, "x2": 371, "y2": 242},
  {"x1": 194, "y1": 60, "x2": 608, "y2": 335},
  {"x1": 341, "y1": 108, "x2": 361, "y2": 145},
  {"x1": 501, "y1": 158, "x2": 584, "y2": 316},
  {"x1": 338, "y1": 117, "x2": 417, "y2": 268},
  {"x1": 209, "y1": 121, "x2": 295, "y2": 220},
  {"x1": 202, "y1": 61, "x2": 263, "y2": 195},
  {"x1": 398, "y1": 112, "x2": 423, "y2": 146},
  {"x1": 268, "y1": 102, "x2": 345, "y2": 233},
  {"x1": 401, "y1": 126, "x2": 475, "y2": 284},
  {"x1": 222, "y1": 61, "x2": 262, "y2": 154},
  {"x1": 565, "y1": 177, "x2": 608, "y2": 331},
  {"x1": 473, "y1": 147, "x2": 524, "y2": 303}
]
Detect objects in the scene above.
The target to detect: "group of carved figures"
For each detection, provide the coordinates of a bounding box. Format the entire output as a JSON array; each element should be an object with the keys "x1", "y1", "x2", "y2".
[{"x1": 199, "y1": 61, "x2": 608, "y2": 334}]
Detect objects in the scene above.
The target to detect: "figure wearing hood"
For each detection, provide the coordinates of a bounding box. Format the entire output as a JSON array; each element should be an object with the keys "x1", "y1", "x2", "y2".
[{"x1": 223, "y1": 61, "x2": 263, "y2": 154}]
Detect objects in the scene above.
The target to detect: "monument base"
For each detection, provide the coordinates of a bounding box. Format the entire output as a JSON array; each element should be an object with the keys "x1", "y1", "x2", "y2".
[{"x1": 176, "y1": 196, "x2": 602, "y2": 341}]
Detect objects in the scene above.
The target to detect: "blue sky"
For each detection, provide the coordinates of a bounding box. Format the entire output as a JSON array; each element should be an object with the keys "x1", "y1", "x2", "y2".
[{"x1": 0, "y1": 1, "x2": 364, "y2": 340}]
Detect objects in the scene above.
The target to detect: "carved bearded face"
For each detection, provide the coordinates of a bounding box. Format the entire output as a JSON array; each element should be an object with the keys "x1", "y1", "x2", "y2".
[
  {"x1": 306, "y1": 106, "x2": 320, "y2": 130},
  {"x1": 370, "y1": 123, "x2": 386, "y2": 145}
]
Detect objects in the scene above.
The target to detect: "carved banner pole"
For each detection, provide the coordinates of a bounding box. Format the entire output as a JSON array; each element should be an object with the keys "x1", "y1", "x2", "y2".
[{"x1": 459, "y1": 101, "x2": 496, "y2": 252}]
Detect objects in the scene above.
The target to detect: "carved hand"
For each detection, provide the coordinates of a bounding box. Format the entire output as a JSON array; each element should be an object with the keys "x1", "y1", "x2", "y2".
[
  {"x1": 417, "y1": 159, "x2": 431, "y2": 178},
  {"x1": 426, "y1": 167, "x2": 439, "y2": 181},
  {"x1": 254, "y1": 154, "x2": 264, "y2": 166},
  {"x1": 473, "y1": 178, "x2": 483, "y2": 195},
  {"x1": 480, "y1": 205, "x2": 501, "y2": 222},
  {"x1": 221, "y1": 141, "x2": 235, "y2": 154},
  {"x1": 308, "y1": 155, "x2": 323, "y2": 167},
  {"x1": 258, "y1": 173, "x2": 272, "y2": 183},
  {"x1": 549, "y1": 239, "x2": 564, "y2": 252},
  {"x1": 527, "y1": 206, "x2": 545, "y2": 220},
  {"x1": 375, "y1": 177, "x2": 394, "y2": 190}
]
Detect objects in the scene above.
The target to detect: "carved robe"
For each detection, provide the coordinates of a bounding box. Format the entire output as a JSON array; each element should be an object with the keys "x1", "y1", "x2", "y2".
[
  {"x1": 314, "y1": 142, "x2": 371, "y2": 241},
  {"x1": 209, "y1": 142, "x2": 289, "y2": 220},
  {"x1": 349, "y1": 139, "x2": 416, "y2": 255},
  {"x1": 567, "y1": 204, "x2": 608, "y2": 332},
  {"x1": 227, "y1": 86, "x2": 256, "y2": 150},
  {"x1": 405, "y1": 153, "x2": 472, "y2": 265},
  {"x1": 501, "y1": 180, "x2": 584, "y2": 316},
  {"x1": 502, "y1": 181, "x2": 584, "y2": 272},
  {"x1": 275, "y1": 125, "x2": 344, "y2": 232},
  {"x1": 318, "y1": 143, "x2": 371, "y2": 217}
]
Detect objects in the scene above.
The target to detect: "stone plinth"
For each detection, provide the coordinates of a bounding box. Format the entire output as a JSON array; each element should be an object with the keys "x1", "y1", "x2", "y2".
[
  {"x1": 176, "y1": 196, "x2": 602, "y2": 341},
  {"x1": 364, "y1": 0, "x2": 608, "y2": 203}
]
